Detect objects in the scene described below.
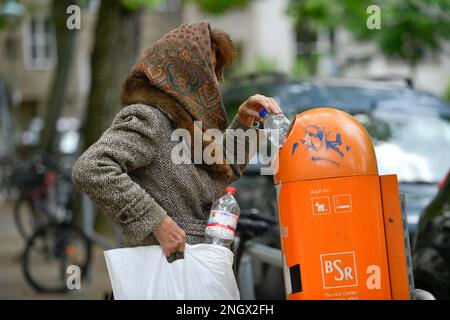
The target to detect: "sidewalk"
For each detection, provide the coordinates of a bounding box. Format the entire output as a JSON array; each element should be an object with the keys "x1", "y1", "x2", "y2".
[{"x1": 0, "y1": 198, "x2": 112, "y2": 300}]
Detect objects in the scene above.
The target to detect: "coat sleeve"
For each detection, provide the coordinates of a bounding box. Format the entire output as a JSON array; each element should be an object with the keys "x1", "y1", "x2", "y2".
[
  {"x1": 223, "y1": 116, "x2": 261, "y2": 181},
  {"x1": 71, "y1": 105, "x2": 168, "y2": 243}
]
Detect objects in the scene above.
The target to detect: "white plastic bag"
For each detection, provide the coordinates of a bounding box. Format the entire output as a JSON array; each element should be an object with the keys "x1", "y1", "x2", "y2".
[{"x1": 104, "y1": 243, "x2": 240, "y2": 300}]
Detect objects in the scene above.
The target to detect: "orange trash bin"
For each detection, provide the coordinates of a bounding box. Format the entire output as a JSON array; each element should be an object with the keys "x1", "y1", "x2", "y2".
[{"x1": 273, "y1": 108, "x2": 415, "y2": 300}]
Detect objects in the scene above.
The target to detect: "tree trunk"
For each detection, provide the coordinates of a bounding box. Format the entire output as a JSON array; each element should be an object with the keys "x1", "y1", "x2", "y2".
[
  {"x1": 296, "y1": 18, "x2": 318, "y2": 76},
  {"x1": 82, "y1": 0, "x2": 142, "y2": 150},
  {"x1": 40, "y1": 0, "x2": 77, "y2": 153}
]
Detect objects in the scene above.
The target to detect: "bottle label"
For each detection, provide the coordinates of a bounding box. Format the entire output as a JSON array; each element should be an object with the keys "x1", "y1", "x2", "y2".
[{"x1": 206, "y1": 210, "x2": 238, "y2": 233}]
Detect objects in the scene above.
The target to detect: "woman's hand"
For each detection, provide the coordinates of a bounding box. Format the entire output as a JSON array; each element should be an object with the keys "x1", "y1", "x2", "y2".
[
  {"x1": 153, "y1": 216, "x2": 186, "y2": 257},
  {"x1": 237, "y1": 94, "x2": 283, "y2": 127}
]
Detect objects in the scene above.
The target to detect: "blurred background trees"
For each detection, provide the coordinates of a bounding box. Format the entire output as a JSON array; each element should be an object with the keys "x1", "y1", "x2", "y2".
[
  {"x1": 82, "y1": 0, "x2": 149, "y2": 150},
  {"x1": 190, "y1": 0, "x2": 250, "y2": 14},
  {"x1": 288, "y1": 0, "x2": 450, "y2": 76},
  {"x1": 59, "y1": 0, "x2": 251, "y2": 151},
  {"x1": 39, "y1": 0, "x2": 77, "y2": 153},
  {"x1": 1, "y1": 0, "x2": 449, "y2": 155},
  {"x1": 0, "y1": 0, "x2": 449, "y2": 299}
]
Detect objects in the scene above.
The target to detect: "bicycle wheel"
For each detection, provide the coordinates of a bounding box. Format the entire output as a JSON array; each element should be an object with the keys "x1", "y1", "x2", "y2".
[
  {"x1": 14, "y1": 198, "x2": 47, "y2": 241},
  {"x1": 22, "y1": 223, "x2": 92, "y2": 293}
]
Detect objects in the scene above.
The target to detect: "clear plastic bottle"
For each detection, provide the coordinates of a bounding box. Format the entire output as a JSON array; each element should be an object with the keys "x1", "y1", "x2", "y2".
[
  {"x1": 205, "y1": 186, "x2": 240, "y2": 248},
  {"x1": 259, "y1": 108, "x2": 291, "y2": 149}
]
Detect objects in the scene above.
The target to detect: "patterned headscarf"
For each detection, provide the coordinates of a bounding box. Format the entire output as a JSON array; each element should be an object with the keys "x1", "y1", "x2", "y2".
[{"x1": 130, "y1": 21, "x2": 227, "y2": 131}]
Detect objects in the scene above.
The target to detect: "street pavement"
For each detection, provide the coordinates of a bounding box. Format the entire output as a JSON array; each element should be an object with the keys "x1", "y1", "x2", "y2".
[{"x1": 0, "y1": 198, "x2": 112, "y2": 300}]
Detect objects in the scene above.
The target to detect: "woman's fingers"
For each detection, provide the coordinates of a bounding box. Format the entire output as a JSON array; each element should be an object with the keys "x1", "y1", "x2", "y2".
[
  {"x1": 175, "y1": 229, "x2": 186, "y2": 252},
  {"x1": 237, "y1": 94, "x2": 283, "y2": 127},
  {"x1": 254, "y1": 94, "x2": 271, "y2": 111},
  {"x1": 268, "y1": 97, "x2": 283, "y2": 113},
  {"x1": 179, "y1": 228, "x2": 186, "y2": 241},
  {"x1": 241, "y1": 108, "x2": 263, "y2": 122},
  {"x1": 249, "y1": 94, "x2": 282, "y2": 114},
  {"x1": 170, "y1": 228, "x2": 186, "y2": 253},
  {"x1": 154, "y1": 216, "x2": 186, "y2": 256},
  {"x1": 163, "y1": 248, "x2": 170, "y2": 257},
  {"x1": 259, "y1": 95, "x2": 281, "y2": 114},
  {"x1": 177, "y1": 239, "x2": 186, "y2": 253},
  {"x1": 163, "y1": 241, "x2": 175, "y2": 257},
  {"x1": 163, "y1": 231, "x2": 185, "y2": 257}
]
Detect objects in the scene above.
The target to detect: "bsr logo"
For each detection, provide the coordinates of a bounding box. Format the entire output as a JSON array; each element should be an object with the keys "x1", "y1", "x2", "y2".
[
  {"x1": 321, "y1": 252, "x2": 381, "y2": 290},
  {"x1": 324, "y1": 259, "x2": 354, "y2": 282}
]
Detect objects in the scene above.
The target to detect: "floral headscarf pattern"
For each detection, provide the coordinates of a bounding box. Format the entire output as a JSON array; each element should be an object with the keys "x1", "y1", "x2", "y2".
[{"x1": 131, "y1": 21, "x2": 227, "y2": 131}]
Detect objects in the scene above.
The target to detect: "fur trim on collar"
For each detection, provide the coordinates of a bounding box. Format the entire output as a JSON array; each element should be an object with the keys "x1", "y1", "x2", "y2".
[{"x1": 120, "y1": 72, "x2": 234, "y2": 180}]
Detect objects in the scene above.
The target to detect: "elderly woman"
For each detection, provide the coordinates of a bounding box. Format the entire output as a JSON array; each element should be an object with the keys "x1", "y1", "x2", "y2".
[{"x1": 71, "y1": 21, "x2": 282, "y2": 261}]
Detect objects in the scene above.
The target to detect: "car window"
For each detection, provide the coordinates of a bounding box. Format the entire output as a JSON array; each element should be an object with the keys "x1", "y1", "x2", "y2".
[
  {"x1": 222, "y1": 80, "x2": 450, "y2": 183},
  {"x1": 355, "y1": 110, "x2": 450, "y2": 183}
]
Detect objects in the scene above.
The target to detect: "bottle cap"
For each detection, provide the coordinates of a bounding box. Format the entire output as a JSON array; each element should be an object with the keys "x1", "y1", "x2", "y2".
[
  {"x1": 225, "y1": 186, "x2": 236, "y2": 195},
  {"x1": 258, "y1": 108, "x2": 268, "y2": 118}
]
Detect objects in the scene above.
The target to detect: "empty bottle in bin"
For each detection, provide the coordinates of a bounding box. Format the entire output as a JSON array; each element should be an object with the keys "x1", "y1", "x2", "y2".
[
  {"x1": 205, "y1": 186, "x2": 240, "y2": 248},
  {"x1": 259, "y1": 108, "x2": 291, "y2": 149}
]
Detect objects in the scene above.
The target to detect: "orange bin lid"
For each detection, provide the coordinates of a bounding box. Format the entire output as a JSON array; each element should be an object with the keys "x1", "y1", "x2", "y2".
[{"x1": 274, "y1": 108, "x2": 378, "y2": 184}]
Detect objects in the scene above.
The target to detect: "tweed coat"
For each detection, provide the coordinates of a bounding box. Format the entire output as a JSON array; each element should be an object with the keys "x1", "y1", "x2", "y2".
[{"x1": 71, "y1": 103, "x2": 257, "y2": 248}]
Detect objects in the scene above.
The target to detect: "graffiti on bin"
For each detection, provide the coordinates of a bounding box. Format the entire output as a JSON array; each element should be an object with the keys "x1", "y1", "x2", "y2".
[{"x1": 291, "y1": 125, "x2": 351, "y2": 166}]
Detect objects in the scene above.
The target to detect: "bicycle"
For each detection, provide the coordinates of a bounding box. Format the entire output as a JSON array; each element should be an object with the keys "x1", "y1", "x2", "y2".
[
  {"x1": 16, "y1": 153, "x2": 92, "y2": 293},
  {"x1": 22, "y1": 221, "x2": 92, "y2": 293},
  {"x1": 11, "y1": 153, "x2": 58, "y2": 241},
  {"x1": 0, "y1": 157, "x2": 15, "y2": 201}
]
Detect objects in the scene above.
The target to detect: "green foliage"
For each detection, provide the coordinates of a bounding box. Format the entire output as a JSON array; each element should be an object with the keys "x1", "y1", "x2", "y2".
[
  {"x1": 229, "y1": 56, "x2": 279, "y2": 77},
  {"x1": 254, "y1": 57, "x2": 279, "y2": 72},
  {"x1": 445, "y1": 79, "x2": 450, "y2": 103},
  {"x1": 190, "y1": 0, "x2": 251, "y2": 15},
  {"x1": 120, "y1": 0, "x2": 164, "y2": 11},
  {"x1": 287, "y1": 0, "x2": 344, "y2": 30},
  {"x1": 0, "y1": 17, "x2": 6, "y2": 29},
  {"x1": 0, "y1": 0, "x2": 24, "y2": 30},
  {"x1": 75, "y1": 0, "x2": 91, "y2": 8},
  {"x1": 288, "y1": 0, "x2": 450, "y2": 67},
  {"x1": 292, "y1": 56, "x2": 308, "y2": 77},
  {"x1": 292, "y1": 54, "x2": 319, "y2": 78}
]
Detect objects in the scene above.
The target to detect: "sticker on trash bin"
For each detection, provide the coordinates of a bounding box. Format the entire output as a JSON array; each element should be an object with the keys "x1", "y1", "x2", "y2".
[
  {"x1": 311, "y1": 196, "x2": 331, "y2": 215},
  {"x1": 333, "y1": 194, "x2": 353, "y2": 213}
]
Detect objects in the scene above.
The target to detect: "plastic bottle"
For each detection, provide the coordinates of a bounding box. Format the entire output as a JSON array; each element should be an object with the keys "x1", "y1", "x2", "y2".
[
  {"x1": 205, "y1": 186, "x2": 240, "y2": 248},
  {"x1": 259, "y1": 108, "x2": 291, "y2": 149}
]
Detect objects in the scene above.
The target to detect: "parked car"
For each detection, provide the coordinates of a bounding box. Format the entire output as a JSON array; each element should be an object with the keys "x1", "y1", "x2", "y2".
[
  {"x1": 225, "y1": 73, "x2": 450, "y2": 236},
  {"x1": 412, "y1": 171, "x2": 450, "y2": 300},
  {"x1": 224, "y1": 72, "x2": 450, "y2": 299}
]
